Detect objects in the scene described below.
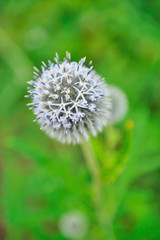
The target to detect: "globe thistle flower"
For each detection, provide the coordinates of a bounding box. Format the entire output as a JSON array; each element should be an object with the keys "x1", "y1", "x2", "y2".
[
  {"x1": 109, "y1": 85, "x2": 128, "y2": 124},
  {"x1": 58, "y1": 211, "x2": 89, "y2": 239},
  {"x1": 26, "y1": 52, "x2": 112, "y2": 144}
]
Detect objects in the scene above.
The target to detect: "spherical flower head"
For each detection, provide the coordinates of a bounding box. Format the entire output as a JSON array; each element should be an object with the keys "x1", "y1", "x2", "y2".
[
  {"x1": 26, "y1": 52, "x2": 112, "y2": 144},
  {"x1": 58, "y1": 211, "x2": 89, "y2": 239},
  {"x1": 109, "y1": 85, "x2": 128, "y2": 124}
]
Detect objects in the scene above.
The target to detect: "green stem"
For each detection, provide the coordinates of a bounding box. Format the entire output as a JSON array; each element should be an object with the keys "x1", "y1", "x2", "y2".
[
  {"x1": 81, "y1": 139, "x2": 116, "y2": 240},
  {"x1": 81, "y1": 139, "x2": 101, "y2": 210}
]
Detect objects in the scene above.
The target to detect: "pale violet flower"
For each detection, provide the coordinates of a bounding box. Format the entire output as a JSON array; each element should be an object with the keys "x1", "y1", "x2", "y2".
[
  {"x1": 58, "y1": 211, "x2": 89, "y2": 239},
  {"x1": 109, "y1": 85, "x2": 128, "y2": 123},
  {"x1": 26, "y1": 52, "x2": 112, "y2": 144}
]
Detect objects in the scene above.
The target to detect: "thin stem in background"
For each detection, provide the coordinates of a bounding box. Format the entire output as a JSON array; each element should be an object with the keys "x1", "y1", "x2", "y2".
[
  {"x1": 81, "y1": 139, "x2": 116, "y2": 240},
  {"x1": 81, "y1": 139, "x2": 101, "y2": 210}
]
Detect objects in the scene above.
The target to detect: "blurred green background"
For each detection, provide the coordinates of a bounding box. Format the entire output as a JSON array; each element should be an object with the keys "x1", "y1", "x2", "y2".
[{"x1": 0, "y1": 0, "x2": 160, "y2": 239}]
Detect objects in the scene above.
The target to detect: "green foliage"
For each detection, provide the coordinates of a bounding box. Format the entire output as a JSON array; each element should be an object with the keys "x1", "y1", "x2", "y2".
[{"x1": 0, "y1": 0, "x2": 160, "y2": 239}]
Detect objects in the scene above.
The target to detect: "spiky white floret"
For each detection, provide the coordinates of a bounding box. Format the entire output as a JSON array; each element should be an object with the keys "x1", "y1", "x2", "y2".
[
  {"x1": 26, "y1": 52, "x2": 112, "y2": 144},
  {"x1": 58, "y1": 211, "x2": 89, "y2": 239},
  {"x1": 109, "y1": 85, "x2": 128, "y2": 124}
]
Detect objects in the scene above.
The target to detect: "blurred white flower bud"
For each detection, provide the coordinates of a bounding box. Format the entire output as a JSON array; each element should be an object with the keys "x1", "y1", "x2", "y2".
[
  {"x1": 58, "y1": 211, "x2": 89, "y2": 239},
  {"x1": 109, "y1": 85, "x2": 128, "y2": 124}
]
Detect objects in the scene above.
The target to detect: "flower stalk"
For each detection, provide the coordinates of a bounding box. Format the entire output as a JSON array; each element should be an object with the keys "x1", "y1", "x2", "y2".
[
  {"x1": 81, "y1": 139, "x2": 116, "y2": 240},
  {"x1": 81, "y1": 139, "x2": 101, "y2": 210}
]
